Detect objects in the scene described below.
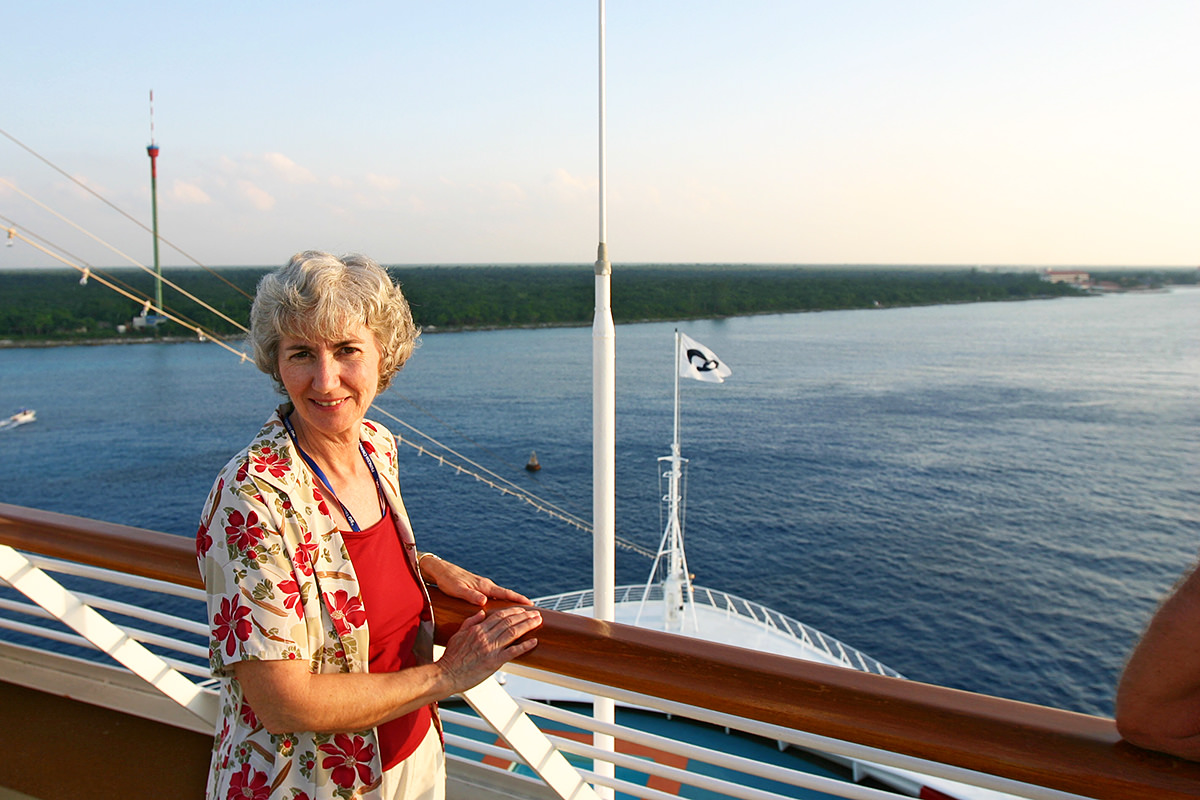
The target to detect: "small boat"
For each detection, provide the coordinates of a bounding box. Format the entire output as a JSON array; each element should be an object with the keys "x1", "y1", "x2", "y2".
[
  {"x1": 525, "y1": 450, "x2": 541, "y2": 472},
  {"x1": 0, "y1": 409, "x2": 35, "y2": 429}
]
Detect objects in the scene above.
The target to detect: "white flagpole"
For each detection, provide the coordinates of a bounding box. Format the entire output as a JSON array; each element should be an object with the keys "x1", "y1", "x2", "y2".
[
  {"x1": 673, "y1": 329, "x2": 681, "y2": 462},
  {"x1": 592, "y1": 0, "x2": 616, "y2": 793},
  {"x1": 671, "y1": 330, "x2": 682, "y2": 584},
  {"x1": 668, "y1": 331, "x2": 685, "y2": 624}
]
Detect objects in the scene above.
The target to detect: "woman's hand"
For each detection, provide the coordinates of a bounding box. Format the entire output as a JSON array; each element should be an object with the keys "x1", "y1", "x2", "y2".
[
  {"x1": 437, "y1": 605, "x2": 542, "y2": 694},
  {"x1": 421, "y1": 556, "x2": 531, "y2": 606}
]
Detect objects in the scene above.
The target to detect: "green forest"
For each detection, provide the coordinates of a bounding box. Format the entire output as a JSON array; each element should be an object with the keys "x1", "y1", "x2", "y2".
[{"x1": 0, "y1": 264, "x2": 1192, "y2": 344}]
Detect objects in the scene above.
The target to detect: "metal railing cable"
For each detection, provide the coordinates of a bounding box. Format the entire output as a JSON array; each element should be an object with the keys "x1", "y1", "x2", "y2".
[
  {"x1": 0, "y1": 189, "x2": 249, "y2": 333},
  {"x1": 3, "y1": 208, "x2": 621, "y2": 545},
  {"x1": 0, "y1": 126, "x2": 252, "y2": 299}
]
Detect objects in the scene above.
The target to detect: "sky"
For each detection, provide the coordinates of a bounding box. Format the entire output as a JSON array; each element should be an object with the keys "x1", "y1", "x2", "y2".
[{"x1": 2, "y1": 0, "x2": 1199, "y2": 270}]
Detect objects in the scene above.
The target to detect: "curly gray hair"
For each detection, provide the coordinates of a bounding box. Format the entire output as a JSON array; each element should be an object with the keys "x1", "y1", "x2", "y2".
[{"x1": 249, "y1": 250, "x2": 420, "y2": 394}]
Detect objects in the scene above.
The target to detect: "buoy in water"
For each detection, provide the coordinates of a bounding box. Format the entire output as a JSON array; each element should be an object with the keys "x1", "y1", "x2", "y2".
[{"x1": 525, "y1": 451, "x2": 541, "y2": 472}]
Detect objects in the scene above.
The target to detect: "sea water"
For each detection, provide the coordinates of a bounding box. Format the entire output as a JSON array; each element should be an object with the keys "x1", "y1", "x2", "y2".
[{"x1": 1, "y1": 287, "x2": 1196, "y2": 717}]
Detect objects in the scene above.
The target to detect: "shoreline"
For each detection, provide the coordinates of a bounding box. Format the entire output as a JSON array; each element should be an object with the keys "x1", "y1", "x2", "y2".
[
  {"x1": 6, "y1": 286, "x2": 1181, "y2": 350},
  {"x1": 0, "y1": 299, "x2": 1069, "y2": 350},
  {"x1": 7, "y1": 266, "x2": 1183, "y2": 350}
]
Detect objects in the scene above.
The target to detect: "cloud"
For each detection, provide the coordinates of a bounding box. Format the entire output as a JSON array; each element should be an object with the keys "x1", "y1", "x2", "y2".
[
  {"x1": 65, "y1": 173, "x2": 110, "y2": 201},
  {"x1": 546, "y1": 168, "x2": 594, "y2": 203},
  {"x1": 171, "y1": 180, "x2": 211, "y2": 205},
  {"x1": 263, "y1": 152, "x2": 317, "y2": 184},
  {"x1": 366, "y1": 173, "x2": 400, "y2": 191},
  {"x1": 550, "y1": 168, "x2": 589, "y2": 190},
  {"x1": 237, "y1": 180, "x2": 276, "y2": 211}
]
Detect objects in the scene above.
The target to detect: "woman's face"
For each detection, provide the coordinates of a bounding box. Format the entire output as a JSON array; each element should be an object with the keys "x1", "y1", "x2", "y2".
[{"x1": 277, "y1": 322, "x2": 382, "y2": 444}]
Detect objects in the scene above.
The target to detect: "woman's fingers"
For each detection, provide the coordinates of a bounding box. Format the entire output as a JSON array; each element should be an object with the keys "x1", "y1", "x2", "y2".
[
  {"x1": 482, "y1": 606, "x2": 542, "y2": 645},
  {"x1": 459, "y1": 609, "x2": 487, "y2": 629},
  {"x1": 488, "y1": 585, "x2": 533, "y2": 605},
  {"x1": 441, "y1": 606, "x2": 542, "y2": 692},
  {"x1": 429, "y1": 558, "x2": 534, "y2": 606}
]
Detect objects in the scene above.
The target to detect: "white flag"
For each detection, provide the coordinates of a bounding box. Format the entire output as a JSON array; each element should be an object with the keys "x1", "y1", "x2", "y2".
[{"x1": 678, "y1": 332, "x2": 732, "y2": 383}]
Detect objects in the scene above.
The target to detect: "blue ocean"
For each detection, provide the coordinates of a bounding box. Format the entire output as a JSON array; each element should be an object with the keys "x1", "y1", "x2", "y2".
[{"x1": 1, "y1": 286, "x2": 1197, "y2": 718}]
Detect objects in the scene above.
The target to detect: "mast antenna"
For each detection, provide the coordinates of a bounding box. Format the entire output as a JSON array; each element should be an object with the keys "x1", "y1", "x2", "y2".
[{"x1": 591, "y1": 0, "x2": 617, "y2": 794}]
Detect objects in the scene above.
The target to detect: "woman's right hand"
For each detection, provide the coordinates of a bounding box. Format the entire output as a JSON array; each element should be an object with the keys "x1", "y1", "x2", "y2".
[{"x1": 437, "y1": 605, "x2": 542, "y2": 693}]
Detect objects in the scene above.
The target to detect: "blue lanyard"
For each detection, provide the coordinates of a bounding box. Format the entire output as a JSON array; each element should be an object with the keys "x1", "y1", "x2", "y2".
[{"x1": 283, "y1": 413, "x2": 385, "y2": 532}]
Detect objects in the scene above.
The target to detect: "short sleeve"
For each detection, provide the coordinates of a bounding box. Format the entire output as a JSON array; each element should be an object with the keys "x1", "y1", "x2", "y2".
[{"x1": 198, "y1": 466, "x2": 310, "y2": 676}]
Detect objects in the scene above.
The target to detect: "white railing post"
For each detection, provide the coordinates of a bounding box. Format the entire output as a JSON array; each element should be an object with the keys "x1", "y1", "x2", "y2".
[
  {"x1": 0, "y1": 544, "x2": 218, "y2": 727},
  {"x1": 459, "y1": 675, "x2": 602, "y2": 800}
]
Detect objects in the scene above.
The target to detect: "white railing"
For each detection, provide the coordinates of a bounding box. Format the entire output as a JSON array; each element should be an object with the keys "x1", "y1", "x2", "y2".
[
  {"x1": 0, "y1": 544, "x2": 220, "y2": 727},
  {"x1": 533, "y1": 584, "x2": 903, "y2": 679},
  {"x1": 0, "y1": 553, "x2": 212, "y2": 679},
  {"x1": 0, "y1": 547, "x2": 1015, "y2": 800},
  {"x1": 441, "y1": 698, "x2": 909, "y2": 800},
  {"x1": 1, "y1": 510, "x2": 1192, "y2": 800},
  {"x1": 0, "y1": 544, "x2": 596, "y2": 800},
  {"x1": 451, "y1": 661, "x2": 1083, "y2": 800}
]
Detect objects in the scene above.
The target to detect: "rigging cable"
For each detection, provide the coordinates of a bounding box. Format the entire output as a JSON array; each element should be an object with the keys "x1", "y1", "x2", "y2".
[
  {"x1": 8, "y1": 222, "x2": 650, "y2": 555},
  {"x1": 0, "y1": 214, "x2": 97, "y2": 272},
  {"x1": 389, "y1": 389, "x2": 594, "y2": 516},
  {"x1": 2, "y1": 172, "x2": 652, "y2": 558},
  {"x1": 4, "y1": 228, "x2": 249, "y2": 362},
  {"x1": 368, "y1": 404, "x2": 653, "y2": 558},
  {"x1": 0, "y1": 126, "x2": 252, "y2": 300},
  {"x1": 3, "y1": 216, "x2": 616, "y2": 540},
  {"x1": 0, "y1": 179, "x2": 248, "y2": 333},
  {"x1": 0, "y1": 213, "x2": 238, "y2": 344}
]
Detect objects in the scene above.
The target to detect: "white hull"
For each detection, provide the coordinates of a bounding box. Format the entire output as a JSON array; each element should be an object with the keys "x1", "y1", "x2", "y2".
[{"x1": 0, "y1": 409, "x2": 35, "y2": 429}]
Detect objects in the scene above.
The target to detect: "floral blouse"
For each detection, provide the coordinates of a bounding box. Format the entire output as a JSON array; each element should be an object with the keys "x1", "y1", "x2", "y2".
[{"x1": 196, "y1": 405, "x2": 436, "y2": 800}]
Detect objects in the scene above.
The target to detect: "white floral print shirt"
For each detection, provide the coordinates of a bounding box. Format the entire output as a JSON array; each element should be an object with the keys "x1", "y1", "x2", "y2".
[{"x1": 196, "y1": 405, "x2": 436, "y2": 800}]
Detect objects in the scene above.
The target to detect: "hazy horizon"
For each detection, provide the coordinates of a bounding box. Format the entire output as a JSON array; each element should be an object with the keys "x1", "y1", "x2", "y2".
[{"x1": 4, "y1": 2, "x2": 1198, "y2": 271}]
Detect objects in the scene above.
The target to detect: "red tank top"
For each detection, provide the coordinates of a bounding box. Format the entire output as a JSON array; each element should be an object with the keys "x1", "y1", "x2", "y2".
[{"x1": 342, "y1": 511, "x2": 432, "y2": 769}]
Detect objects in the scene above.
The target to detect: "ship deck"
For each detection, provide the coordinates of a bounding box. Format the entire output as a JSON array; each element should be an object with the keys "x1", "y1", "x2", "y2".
[{"x1": 3, "y1": 502, "x2": 1200, "y2": 800}]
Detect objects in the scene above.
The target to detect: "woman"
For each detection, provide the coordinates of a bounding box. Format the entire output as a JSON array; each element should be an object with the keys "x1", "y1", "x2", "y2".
[{"x1": 197, "y1": 251, "x2": 542, "y2": 800}]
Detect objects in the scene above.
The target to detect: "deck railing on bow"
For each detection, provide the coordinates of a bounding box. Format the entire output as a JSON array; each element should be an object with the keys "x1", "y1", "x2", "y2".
[{"x1": 1, "y1": 501, "x2": 1199, "y2": 800}]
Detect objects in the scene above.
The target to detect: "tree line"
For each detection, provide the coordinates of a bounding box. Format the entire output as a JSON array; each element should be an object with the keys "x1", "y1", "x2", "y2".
[{"x1": 0, "y1": 264, "x2": 1191, "y2": 343}]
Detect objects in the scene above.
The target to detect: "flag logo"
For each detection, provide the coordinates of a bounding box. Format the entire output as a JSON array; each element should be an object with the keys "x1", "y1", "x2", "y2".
[{"x1": 678, "y1": 332, "x2": 732, "y2": 383}]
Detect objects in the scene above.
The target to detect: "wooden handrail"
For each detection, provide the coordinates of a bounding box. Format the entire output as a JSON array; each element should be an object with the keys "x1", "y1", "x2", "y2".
[
  {"x1": 3, "y1": 502, "x2": 1198, "y2": 800},
  {"x1": 432, "y1": 592, "x2": 1200, "y2": 800},
  {"x1": 0, "y1": 503, "x2": 201, "y2": 589}
]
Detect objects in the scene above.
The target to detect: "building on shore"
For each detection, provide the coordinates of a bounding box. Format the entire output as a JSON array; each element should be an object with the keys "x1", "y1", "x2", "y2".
[{"x1": 1041, "y1": 269, "x2": 1091, "y2": 286}]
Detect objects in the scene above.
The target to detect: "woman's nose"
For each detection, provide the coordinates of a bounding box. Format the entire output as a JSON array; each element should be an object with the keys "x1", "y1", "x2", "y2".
[{"x1": 311, "y1": 354, "x2": 340, "y2": 390}]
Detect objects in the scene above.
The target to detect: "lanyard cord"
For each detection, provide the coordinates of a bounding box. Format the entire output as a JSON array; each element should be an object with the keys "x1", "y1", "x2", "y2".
[{"x1": 283, "y1": 413, "x2": 384, "y2": 533}]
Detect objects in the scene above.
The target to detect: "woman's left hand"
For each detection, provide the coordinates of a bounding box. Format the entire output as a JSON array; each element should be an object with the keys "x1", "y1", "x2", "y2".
[{"x1": 421, "y1": 557, "x2": 532, "y2": 606}]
